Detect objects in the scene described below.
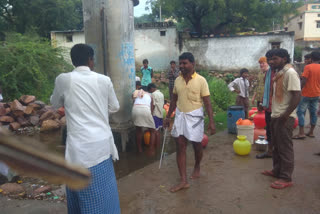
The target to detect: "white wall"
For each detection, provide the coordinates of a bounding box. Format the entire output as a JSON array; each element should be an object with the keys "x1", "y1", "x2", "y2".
[
  {"x1": 134, "y1": 27, "x2": 179, "y2": 71},
  {"x1": 51, "y1": 29, "x2": 295, "y2": 72},
  {"x1": 51, "y1": 31, "x2": 85, "y2": 64},
  {"x1": 304, "y1": 12, "x2": 320, "y2": 40},
  {"x1": 181, "y1": 33, "x2": 295, "y2": 71}
]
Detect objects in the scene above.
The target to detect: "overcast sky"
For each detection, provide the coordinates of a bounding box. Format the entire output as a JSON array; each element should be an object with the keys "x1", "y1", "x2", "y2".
[{"x1": 134, "y1": 0, "x2": 152, "y2": 17}]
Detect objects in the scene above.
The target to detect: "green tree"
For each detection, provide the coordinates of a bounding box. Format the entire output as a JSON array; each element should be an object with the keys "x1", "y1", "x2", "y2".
[
  {"x1": 134, "y1": 14, "x2": 157, "y2": 23},
  {"x1": 0, "y1": 0, "x2": 83, "y2": 37},
  {"x1": 0, "y1": 33, "x2": 73, "y2": 102},
  {"x1": 148, "y1": 0, "x2": 303, "y2": 35}
]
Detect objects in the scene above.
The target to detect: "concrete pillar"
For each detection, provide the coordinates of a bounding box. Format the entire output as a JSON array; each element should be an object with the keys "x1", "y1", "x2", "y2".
[{"x1": 82, "y1": 0, "x2": 139, "y2": 151}]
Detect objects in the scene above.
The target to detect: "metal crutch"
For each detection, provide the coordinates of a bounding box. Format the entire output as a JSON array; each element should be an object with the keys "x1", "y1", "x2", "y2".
[{"x1": 159, "y1": 128, "x2": 168, "y2": 169}]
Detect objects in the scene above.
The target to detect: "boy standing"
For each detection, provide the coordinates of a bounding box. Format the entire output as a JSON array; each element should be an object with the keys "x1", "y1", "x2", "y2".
[
  {"x1": 148, "y1": 83, "x2": 164, "y2": 147},
  {"x1": 294, "y1": 51, "x2": 320, "y2": 139},
  {"x1": 167, "y1": 60, "x2": 180, "y2": 100},
  {"x1": 141, "y1": 59, "x2": 153, "y2": 87},
  {"x1": 228, "y1": 68, "x2": 250, "y2": 118},
  {"x1": 51, "y1": 44, "x2": 121, "y2": 213}
]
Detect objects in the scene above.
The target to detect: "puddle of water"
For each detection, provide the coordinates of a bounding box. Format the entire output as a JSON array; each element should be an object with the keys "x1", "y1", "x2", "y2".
[{"x1": 22, "y1": 130, "x2": 176, "y2": 179}]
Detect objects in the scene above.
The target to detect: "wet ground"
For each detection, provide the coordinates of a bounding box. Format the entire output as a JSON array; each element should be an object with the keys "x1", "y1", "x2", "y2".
[{"x1": 1, "y1": 120, "x2": 320, "y2": 213}]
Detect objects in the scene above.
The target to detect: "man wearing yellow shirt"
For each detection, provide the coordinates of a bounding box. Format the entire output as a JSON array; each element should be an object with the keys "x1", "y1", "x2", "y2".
[{"x1": 164, "y1": 52, "x2": 216, "y2": 193}]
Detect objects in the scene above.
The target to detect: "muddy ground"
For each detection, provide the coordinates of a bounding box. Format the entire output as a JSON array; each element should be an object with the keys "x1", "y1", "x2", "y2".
[{"x1": 1, "y1": 122, "x2": 320, "y2": 214}]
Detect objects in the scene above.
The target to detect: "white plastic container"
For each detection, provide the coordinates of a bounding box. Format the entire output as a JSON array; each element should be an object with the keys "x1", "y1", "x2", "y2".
[{"x1": 237, "y1": 124, "x2": 255, "y2": 144}]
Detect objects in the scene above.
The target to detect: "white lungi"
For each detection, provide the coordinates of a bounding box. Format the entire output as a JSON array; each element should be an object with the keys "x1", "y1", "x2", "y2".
[{"x1": 171, "y1": 107, "x2": 204, "y2": 142}]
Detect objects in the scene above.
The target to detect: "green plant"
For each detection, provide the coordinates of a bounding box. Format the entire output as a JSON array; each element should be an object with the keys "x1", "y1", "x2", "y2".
[
  {"x1": 207, "y1": 78, "x2": 236, "y2": 112},
  {"x1": 157, "y1": 82, "x2": 170, "y2": 101},
  {"x1": 0, "y1": 33, "x2": 73, "y2": 103},
  {"x1": 294, "y1": 46, "x2": 303, "y2": 62}
]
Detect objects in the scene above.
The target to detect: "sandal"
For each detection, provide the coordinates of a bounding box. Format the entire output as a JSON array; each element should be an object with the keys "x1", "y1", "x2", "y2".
[
  {"x1": 256, "y1": 152, "x2": 272, "y2": 159},
  {"x1": 306, "y1": 133, "x2": 315, "y2": 138},
  {"x1": 292, "y1": 135, "x2": 306, "y2": 140},
  {"x1": 270, "y1": 180, "x2": 293, "y2": 189}
]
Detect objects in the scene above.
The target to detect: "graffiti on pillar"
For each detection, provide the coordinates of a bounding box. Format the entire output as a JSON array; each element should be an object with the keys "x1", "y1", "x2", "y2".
[{"x1": 119, "y1": 42, "x2": 136, "y2": 92}]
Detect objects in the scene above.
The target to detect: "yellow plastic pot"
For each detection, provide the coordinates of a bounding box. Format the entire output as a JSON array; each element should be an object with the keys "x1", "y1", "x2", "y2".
[{"x1": 233, "y1": 135, "x2": 251, "y2": 156}]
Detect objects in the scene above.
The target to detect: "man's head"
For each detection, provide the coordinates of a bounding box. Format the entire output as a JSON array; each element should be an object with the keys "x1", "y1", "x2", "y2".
[
  {"x1": 311, "y1": 51, "x2": 320, "y2": 62},
  {"x1": 240, "y1": 68, "x2": 249, "y2": 79},
  {"x1": 147, "y1": 83, "x2": 157, "y2": 93},
  {"x1": 70, "y1": 44, "x2": 94, "y2": 70},
  {"x1": 304, "y1": 54, "x2": 312, "y2": 65},
  {"x1": 266, "y1": 48, "x2": 291, "y2": 70},
  {"x1": 258, "y1": 56, "x2": 269, "y2": 72},
  {"x1": 170, "y1": 60, "x2": 176, "y2": 69},
  {"x1": 265, "y1": 49, "x2": 275, "y2": 69},
  {"x1": 136, "y1": 81, "x2": 141, "y2": 90},
  {"x1": 179, "y1": 52, "x2": 195, "y2": 76},
  {"x1": 143, "y1": 59, "x2": 149, "y2": 68}
]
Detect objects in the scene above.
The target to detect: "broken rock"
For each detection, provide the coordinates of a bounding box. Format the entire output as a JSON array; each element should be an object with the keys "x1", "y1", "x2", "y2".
[
  {"x1": 0, "y1": 116, "x2": 14, "y2": 123},
  {"x1": 19, "y1": 95, "x2": 36, "y2": 105},
  {"x1": 29, "y1": 115, "x2": 40, "y2": 126},
  {"x1": 10, "y1": 100, "x2": 25, "y2": 112},
  {"x1": 39, "y1": 110, "x2": 55, "y2": 122},
  {"x1": 40, "y1": 120, "x2": 60, "y2": 132},
  {"x1": 34, "y1": 185, "x2": 52, "y2": 195},
  {"x1": 0, "y1": 106, "x2": 6, "y2": 116},
  {"x1": 0, "y1": 183, "x2": 25, "y2": 195},
  {"x1": 9, "y1": 122, "x2": 21, "y2": 131}
]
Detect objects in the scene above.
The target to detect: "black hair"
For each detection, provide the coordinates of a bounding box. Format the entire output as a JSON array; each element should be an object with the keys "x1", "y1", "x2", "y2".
[
  {"x1": 311, "y1": 51, "x2": 320, "y2": 61},
  {"x1": 304, "y1": 53, "x2": 312, "y2": 59},
  {"x1": 141, "y1": 86, "x2": 148, "y2": 92},
  {"x1": 265, "y1": 49, "x2": 275, "y2": 59},
  {"x1": 170, "y1": 60, "x2": 176, "y2": 64},
  {"x1": 147, "y1": 83, "x2": 156, "y2": 91},
  {"x1": 136, "y1": 81, "x2": 141, "y2": 87},
  {"x1": 268, "y1": 48, "x2": 291, "y2": 63},
  {"x1": 179, "y1": 52, "x2": 195, "y2": 63},
  {"x1": 70, "y1": 44, "x2": 94, "y2": 67},
  {"x1": 240, "y1": 68, "x2": 249, "y2": 76},
  {"x1": 143, "y1": 59, "x2": 148, "y2": 64}
]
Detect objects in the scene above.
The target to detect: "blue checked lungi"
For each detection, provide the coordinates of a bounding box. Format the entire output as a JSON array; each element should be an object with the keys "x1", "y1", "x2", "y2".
[{"x1": 66, "y1": 157, "x2": 120, "y2": 214}]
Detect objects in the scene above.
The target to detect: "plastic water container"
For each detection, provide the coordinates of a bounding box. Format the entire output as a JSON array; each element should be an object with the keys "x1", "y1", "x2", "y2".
[
  {"x1": 227, "y1": 106, "x2": 245, "y2": 134},
  {"x1": 237, "y1": 124, "x2": 255, "y2": 144}
]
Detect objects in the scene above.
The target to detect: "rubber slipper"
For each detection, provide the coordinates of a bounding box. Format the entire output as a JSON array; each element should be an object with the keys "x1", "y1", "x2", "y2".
[
  {"x1": 270, "y1": 181, "x2": 293, "y2": 189},
  {"x1": 261, "y1": 170, "x2": 277, "y2": 178},
  {"x1": 292, "y1": 135, "x2": 306, "y2": 140},
  {"x1": 256, "y1": 152, "x2": 272, "y2": 159},
  {"x1": 306, "y1": 134, "x2": 315, "y2": 138}
]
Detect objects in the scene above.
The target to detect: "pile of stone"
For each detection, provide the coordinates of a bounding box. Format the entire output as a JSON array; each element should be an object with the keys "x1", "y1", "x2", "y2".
[{"x1": 0, "y1": 95, "x2": 65, "y2": 132}]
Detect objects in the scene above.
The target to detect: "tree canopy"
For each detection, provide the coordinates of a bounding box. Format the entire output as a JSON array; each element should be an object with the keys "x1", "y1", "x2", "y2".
[
  {"x1": 147, "y1": 0, "x2": 304, "y2": 35},
  {"x1": 0, "y1": 0, "x2": 83, "y2": 37}
]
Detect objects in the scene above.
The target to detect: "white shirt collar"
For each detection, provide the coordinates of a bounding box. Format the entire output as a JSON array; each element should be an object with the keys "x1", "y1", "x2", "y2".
[{"x1": 73, "y1": 66, "x2": 92, "y2": 72}]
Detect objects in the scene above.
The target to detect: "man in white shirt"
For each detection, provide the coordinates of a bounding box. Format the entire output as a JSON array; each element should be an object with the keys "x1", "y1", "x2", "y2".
[
  {"x1": 228, "y1": 68, "x2": 250, "y2": 118},
  {"x1": 51, "y1": 44, "x2": 120, "y2": 214}
]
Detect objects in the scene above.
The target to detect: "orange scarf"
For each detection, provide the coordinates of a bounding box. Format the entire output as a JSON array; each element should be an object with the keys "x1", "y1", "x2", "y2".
[{"x1": 273, "y1": 64, "x2": 293, "y2": 103}]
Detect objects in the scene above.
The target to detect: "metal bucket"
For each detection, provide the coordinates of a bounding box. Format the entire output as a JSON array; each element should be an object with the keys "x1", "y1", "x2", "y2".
[{"x1": 255, "y1": 135, "x2": 268, "y2": 152}]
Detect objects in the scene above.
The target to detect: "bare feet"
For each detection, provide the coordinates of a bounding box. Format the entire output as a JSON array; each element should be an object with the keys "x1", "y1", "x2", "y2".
[
  {"x1": 170, "y1": 182, "x2": 190, "y2": 193},
  {"x1": 190, "y1": 167, "x2": 200, "y2": 179}
]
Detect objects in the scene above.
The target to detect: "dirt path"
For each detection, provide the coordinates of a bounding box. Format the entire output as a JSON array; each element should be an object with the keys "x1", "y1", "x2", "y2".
[
  {"x1": 1, "y1": 123, "x2": 320, "y2": 214},
  {"x1": 118, "y1": 127, "x2": 320, "y2": 214}
]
